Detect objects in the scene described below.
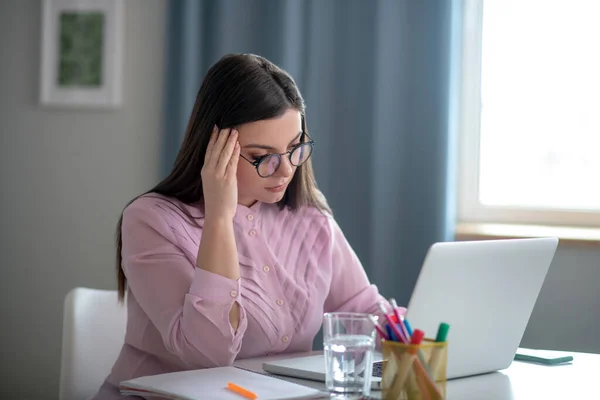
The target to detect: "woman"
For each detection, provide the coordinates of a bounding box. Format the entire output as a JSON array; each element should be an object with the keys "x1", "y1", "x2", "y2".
[{"x1": 93, "y1": 53, "x2": 391, "y2": 399}]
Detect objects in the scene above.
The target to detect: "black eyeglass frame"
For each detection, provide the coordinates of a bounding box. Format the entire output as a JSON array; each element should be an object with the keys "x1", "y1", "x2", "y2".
[{"x1": 239, "y1": 132, "x2": 315, "y2": 178}]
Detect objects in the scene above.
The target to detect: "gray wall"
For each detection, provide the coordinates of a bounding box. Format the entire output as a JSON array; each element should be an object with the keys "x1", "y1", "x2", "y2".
[
  {"x1": 520, "y1": 244, "x2": 600, "y2": 354},
  {"x1": 0, "y1": 1, "x2": 167, "y2": 398},
  {"x1": 0, "y1": 1, "x2": 598, "y2": 399}
]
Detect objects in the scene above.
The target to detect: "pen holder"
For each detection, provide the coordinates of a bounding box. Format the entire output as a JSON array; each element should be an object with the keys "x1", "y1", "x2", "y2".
[{"x1": 381, "y1": 339, "x2": 448, "y2": 400}]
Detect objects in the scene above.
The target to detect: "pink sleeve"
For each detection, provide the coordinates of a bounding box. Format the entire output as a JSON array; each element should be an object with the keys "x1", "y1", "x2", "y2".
[
  {"x1": 322, "y1": 217, "x2": 407, "y2": 348},
  {"x1": 323, "y1": 217, "x2": 389, "y2": 316},
  {"x1": 121, "y1": 203, "x2": 248, "y2": 368}
]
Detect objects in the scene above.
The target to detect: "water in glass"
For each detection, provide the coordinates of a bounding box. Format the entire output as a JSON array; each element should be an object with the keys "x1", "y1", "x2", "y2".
[{"x1": 324, "y1": 334, "x2": 375, "y2": 395}]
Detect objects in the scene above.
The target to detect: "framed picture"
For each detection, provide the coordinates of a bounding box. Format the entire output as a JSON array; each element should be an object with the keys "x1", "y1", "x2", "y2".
[{"x1": 40, "y1": 0, "x2": 124, "y2": 108}]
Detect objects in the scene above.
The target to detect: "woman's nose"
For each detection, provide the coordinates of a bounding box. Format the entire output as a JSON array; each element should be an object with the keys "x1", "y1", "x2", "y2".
[{"x1": 276, "y1": 155, "x2": 294, "y2": 178}]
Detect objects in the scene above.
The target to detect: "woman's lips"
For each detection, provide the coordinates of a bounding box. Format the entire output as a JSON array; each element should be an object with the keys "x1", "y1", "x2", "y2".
[{"x1": 265, "y1": 183, "x2": 287, "y2": 192}]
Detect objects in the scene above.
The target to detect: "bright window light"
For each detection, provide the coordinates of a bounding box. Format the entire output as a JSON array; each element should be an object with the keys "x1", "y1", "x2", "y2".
[{"x1": 478, "y1": 0, "x2": 600, "y2": 212}]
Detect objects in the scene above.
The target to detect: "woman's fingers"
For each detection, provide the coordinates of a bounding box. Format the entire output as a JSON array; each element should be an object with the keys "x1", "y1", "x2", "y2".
[
  {"x1": 226, "y1": 140, "x2": 241, "y2": 181},
  {"x1": 213, "y1": 128, "x2": 233, "y2": 164},
  {"x1": 204, "y1": 125, "x2": 219, "y2": 165},
  {"x1": 207, "y1": 127, "x2": 231, "y2": 168},
  {"x1": 217, "y1": 129, "x2": 238, "y2": 175},
  {"x1": 204, "y1": 125, "x2": 240, "y2": 180}
]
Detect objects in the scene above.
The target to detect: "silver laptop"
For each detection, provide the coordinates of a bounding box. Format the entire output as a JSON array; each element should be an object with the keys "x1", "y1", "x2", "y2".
[
  {"x1": 262, "y1": 237, "x2": 559, "y2": 383},
  {"x1": 262, "y1": 353, "x2": 384, "y2": 389}
]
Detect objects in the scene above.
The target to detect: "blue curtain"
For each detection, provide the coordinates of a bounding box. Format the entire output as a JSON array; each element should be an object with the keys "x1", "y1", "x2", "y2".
[{"x1": 162, "y1": 0, "x2": 462, "y2": 346}]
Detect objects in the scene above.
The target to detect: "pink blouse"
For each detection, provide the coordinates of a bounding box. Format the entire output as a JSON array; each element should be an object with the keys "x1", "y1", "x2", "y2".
[{"x1": 92, "y1": 194, "x2": 393, "y2": 399}]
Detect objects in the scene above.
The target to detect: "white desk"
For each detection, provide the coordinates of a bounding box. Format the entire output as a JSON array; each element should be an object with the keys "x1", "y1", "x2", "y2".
[{"x1": 234, "y1": 348, "x2": 600, "y2": 399}]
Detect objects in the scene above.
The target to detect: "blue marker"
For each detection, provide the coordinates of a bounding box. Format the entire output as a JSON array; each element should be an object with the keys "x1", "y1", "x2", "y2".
[
  {"x1": 385, "y1": 324, "x2": 399, "y2": 341},
  {"x1": 403, "y1": 319, "x2": 414, "y2": 337}
]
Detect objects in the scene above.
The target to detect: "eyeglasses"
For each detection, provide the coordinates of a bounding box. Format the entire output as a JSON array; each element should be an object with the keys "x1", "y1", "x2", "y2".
[{"x1": 239, "y1": 133, "x2": 315, "y2": 178}]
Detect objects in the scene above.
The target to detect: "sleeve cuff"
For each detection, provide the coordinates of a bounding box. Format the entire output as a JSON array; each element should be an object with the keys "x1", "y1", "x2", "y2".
[{"x1": 190, "y1": 268, "x2": 242, "y2": 304}]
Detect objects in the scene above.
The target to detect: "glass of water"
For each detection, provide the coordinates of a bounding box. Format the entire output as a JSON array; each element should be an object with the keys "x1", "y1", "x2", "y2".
[{"x1": 323, "y1": 312, "x2": 377, "y2": 398}]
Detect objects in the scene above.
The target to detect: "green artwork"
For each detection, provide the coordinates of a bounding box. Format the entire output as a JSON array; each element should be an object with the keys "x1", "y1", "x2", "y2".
[{"x1": 58, "y1": 12, "x2": 104, "y2": 87}]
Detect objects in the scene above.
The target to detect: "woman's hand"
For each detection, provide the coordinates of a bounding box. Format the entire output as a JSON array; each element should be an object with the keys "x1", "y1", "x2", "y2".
[
  {"x1": 198, "y1": 127, "x2": 242, "y2": 328},
  {"x1": 201, "y1": 126, "x2": 240, "y2": 222}
]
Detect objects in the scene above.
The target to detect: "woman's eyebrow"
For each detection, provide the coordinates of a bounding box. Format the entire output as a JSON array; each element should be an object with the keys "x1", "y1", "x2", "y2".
[{"x1": 243, "y1": 131, "x2": 303, "y2": 150}]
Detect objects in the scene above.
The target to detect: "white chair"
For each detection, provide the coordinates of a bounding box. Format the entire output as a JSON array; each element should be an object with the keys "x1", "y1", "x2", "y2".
[{"x1": 59, "y1": 287, "x2": 127, "y2": 400}]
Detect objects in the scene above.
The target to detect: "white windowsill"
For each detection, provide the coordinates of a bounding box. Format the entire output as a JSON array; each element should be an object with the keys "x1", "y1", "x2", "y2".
[{"x1": 455, "y1": 222, "x2": 600, "y2": 248}]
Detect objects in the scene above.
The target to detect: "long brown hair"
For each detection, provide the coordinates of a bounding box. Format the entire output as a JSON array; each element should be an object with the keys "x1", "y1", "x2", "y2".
[{"x1": 116, "y1": 53, "x2": 329, "y2": 302}]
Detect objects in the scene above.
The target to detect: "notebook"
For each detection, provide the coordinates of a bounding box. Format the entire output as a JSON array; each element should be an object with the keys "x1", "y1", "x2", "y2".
[{"x1": 119, "y1": 366, "x2": 324, "y2": 400}]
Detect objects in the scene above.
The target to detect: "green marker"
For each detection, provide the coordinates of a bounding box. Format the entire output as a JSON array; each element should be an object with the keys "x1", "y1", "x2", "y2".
[
  {"x1": 428, "y1": 323, "x2": 450, "y2": 379},
  {"x1": 435, "y1": 322, "x2": 450, "y2": 343}
]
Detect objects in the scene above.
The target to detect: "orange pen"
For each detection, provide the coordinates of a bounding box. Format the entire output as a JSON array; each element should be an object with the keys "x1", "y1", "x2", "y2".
[{"x1": 227, "y1": 382, "x2": 258, "y2": 400}]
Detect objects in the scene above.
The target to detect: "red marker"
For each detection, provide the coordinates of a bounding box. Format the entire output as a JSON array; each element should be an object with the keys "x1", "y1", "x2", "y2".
[{"x1": 409, "y1": 329, "x2": 424, "y2": 347}]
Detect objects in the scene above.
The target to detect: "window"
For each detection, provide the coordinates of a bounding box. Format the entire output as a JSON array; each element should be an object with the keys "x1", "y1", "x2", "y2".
[{"x1": 458, "y1": 0, "x2": 600, "y2": 229}]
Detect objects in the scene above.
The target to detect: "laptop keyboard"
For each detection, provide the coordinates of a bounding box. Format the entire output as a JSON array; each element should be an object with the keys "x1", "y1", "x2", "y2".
[{"x1": 372, "y1": 361, "x2": 384, "y2": 378}]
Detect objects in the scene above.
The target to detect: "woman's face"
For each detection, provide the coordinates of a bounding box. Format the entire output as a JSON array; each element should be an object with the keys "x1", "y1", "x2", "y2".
[{"x1": 235, "y1": 109, "x2": 303, "y2": 207}]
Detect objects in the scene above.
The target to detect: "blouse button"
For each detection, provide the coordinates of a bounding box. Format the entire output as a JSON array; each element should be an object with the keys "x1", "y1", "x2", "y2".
[
  {"x1": 230, "y1": 290, "x2": 238, "y2": 298},
  {"x1": 248, "y1": 229, "x2": 257, "y2": 237},
  {"x1": 263, "y1": 265, "x2": 270, "y2": 272},
  {"x1": 282, "y1": 335, "x2": 289, "y2": 342},
  {"x1": 247, "y1": 214, "x2": 254, "y2": 221},
  {"x1": 276, "y1": 299, "x2": 284, "y2": 306}
]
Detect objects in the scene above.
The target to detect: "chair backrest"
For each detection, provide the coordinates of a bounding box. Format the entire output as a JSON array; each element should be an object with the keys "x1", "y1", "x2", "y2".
[{"x1": 59, "y1": 287, "x2": 127, "y2": 400}]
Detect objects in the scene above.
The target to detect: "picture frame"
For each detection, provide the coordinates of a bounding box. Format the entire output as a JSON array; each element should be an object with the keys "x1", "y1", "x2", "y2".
[{"x1": 40, "y1": 0, "x2": 124, "y2": 108}]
